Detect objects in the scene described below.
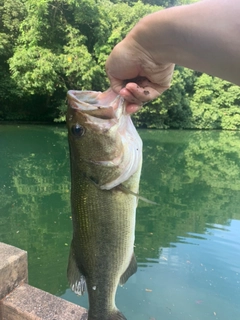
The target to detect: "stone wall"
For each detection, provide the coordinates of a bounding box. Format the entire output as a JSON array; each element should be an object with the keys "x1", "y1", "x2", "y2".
[{"x1": 0, "y1": 242, "x2": 87, "y2": 320}]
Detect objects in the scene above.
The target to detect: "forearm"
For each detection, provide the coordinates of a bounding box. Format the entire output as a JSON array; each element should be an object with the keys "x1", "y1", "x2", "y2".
[{"x1": 128, "y1": 0, "x2": 240, "y2": 85}]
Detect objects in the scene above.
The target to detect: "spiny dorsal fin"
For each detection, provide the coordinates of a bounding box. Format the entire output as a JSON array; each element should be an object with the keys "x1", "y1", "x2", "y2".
[
  {"x1": 67, "y1": 241, "x2": 86, "y2": 295},
  {"x1": 119, "y1": 254, "x2": 137, "y2": 286}
]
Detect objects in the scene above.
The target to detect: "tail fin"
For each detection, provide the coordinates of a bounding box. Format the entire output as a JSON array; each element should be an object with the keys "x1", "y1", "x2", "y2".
[
  {"x1": 88, "y1": 309, "x2": 127, "y2": 320},
  {"x1": 108, "y1": 310, "x2": 127, "y2": 320}
]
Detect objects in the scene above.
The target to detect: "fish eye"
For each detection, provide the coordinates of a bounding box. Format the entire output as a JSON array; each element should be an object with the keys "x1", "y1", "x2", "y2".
[{"x1": 71, "y1": 124, "x2": 85, "y2": 137}]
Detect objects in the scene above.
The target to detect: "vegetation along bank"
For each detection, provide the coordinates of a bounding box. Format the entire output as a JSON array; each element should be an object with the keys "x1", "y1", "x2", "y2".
[{"x1": 1, "y1": 0, "x2": 240, "y2": 129}]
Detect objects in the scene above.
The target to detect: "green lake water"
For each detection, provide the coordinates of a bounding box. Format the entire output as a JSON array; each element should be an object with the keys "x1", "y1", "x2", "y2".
[{"x1": 0, "y1": 125, "x2": 240, "y2": 320}]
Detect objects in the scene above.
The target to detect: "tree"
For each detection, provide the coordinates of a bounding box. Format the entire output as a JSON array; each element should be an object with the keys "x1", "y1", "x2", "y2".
[
  {"x1": 1, "y1": 0, "x2": 240, "y2": 128},
  {"x1": 188, "y1": 74, "x2": 240, "y2": 130},
  {"x1": 0, "y1": 0, "x2": 28, "y2": 120},
  {"x1": 6, "y1": 0, "x2": 160, "y2": 121}
]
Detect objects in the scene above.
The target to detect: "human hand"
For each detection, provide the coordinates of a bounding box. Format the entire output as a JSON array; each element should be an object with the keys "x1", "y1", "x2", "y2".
[{"x1": 106, "y1": 37, "x2": 175, "y2": 114}]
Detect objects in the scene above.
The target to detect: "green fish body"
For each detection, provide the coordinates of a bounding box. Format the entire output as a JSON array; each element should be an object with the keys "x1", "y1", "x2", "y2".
[{"x1": 66, "y1": 89, "x2": 142, "y2": 320}]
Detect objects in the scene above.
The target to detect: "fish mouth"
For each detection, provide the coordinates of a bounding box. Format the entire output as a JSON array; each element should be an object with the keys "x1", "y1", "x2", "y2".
[
  {"x1": 67, "y1": 89, "x2": 142, "y2": 190},
  {"x1": 67, "y1": 89, "x2": 124, "y2": 120}
]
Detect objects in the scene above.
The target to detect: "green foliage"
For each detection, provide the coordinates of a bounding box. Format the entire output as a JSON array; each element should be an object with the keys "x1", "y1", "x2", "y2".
[
  {"x1": 1, "y1": 0, "x2": 161, "y2": 121},
  {"x1": 0, "y1": 0, "x2": 28, "y2": 120},
  {"x1": 187, "y1": 75, "x2": 240, "y2": 130}
]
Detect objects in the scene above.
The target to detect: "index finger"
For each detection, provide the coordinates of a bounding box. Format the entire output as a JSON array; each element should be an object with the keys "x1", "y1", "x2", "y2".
[{"x1": 120, "y1": 81, "x2": 169, "y2": 103}]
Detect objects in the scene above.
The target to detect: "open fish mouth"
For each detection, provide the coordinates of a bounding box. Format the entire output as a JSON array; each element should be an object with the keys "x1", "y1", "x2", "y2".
[{"x1": 67, "y1": 89, "x2": 124, "y2": 121}]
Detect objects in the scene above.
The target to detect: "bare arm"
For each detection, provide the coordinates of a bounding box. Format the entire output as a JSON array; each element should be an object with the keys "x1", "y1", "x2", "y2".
[{"x1": 106, "y1": 0, "x2": 240, "y2": 113}]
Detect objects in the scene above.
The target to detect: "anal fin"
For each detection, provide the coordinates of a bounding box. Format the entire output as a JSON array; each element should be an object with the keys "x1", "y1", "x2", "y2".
[
  {"x1": 119, "y1": 253, "x2": 137, "y2": 286},
  {"x1": 67, "y1": 240, "x2": 86, "y2": 295}
]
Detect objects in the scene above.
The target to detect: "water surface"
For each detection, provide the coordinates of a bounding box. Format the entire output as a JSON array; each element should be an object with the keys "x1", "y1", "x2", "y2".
[{"x1": 0, "y1": 125, "x2": 239, "y2": 319}]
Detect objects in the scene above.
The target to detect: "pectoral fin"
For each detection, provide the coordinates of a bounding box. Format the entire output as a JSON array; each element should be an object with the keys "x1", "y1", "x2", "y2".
[
  {"x1": 67, "y1": 241, "x2": 86, "y2": 295},
  {"x1": 119, "y1": 254, "x2": 137, "y2": 286},
  {"x1": 117, "y1": 184, "x2": 158, "y2": 205}
]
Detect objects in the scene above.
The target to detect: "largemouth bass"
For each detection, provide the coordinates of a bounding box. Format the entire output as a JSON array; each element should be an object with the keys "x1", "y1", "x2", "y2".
[{"x1": 66, "y1": 89, "x2": 142, "y2": 320}]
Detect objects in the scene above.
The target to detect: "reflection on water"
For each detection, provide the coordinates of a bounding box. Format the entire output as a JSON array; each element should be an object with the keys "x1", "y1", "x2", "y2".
[{"x1": 0, "y1": 126, "x2": 240, "y2": 319}]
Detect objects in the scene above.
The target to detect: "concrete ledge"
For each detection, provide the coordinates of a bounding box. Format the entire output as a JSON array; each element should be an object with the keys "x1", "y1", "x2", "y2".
[
  {"x1": 0, "y1": 243, "x2": 28, "y2": 300},
  {"x1": 1, "y1": 284, "x2": 87, "y2": 320},
  {"x1": 0, "y1": 242, "x2": 87, "y2": 320}
]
